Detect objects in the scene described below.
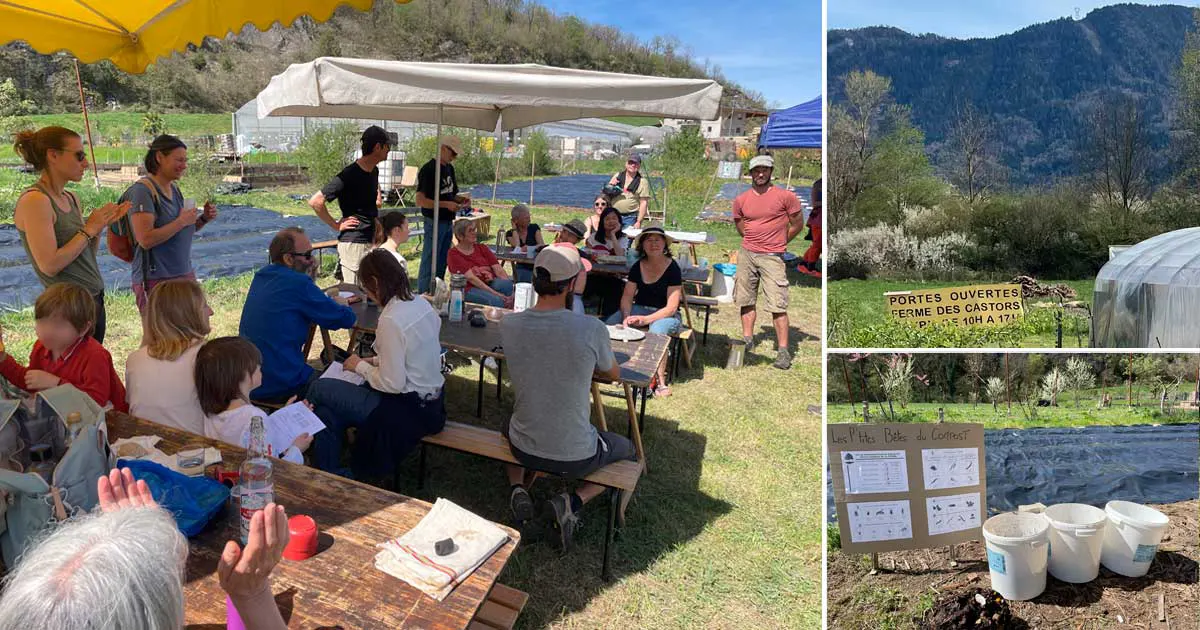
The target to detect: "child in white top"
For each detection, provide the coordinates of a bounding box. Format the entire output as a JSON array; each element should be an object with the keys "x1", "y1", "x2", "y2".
[{"x1": 195, "y1": 336, "x2": 312, "y2": 464}]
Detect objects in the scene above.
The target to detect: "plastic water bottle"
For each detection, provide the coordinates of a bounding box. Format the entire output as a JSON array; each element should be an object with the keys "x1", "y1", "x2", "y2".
[
  {"x1": 239, "y1": 416, "x2": 274, "y2": 545},
  {"x1": 625, "y1": 247, "x2": 637, "y2": 267},
  {"x1": 449, "y1": 273, "x2": 466, "y2": 323}
]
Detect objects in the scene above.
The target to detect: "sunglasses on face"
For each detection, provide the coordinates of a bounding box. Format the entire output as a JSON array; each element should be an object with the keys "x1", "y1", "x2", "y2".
[
  {"x1": 627, "y1": 161, "x2": 638, "y2": 166},
  {"x1": 56, "y1": 149, "x2": 86, "y2": 162},
  {"x1": 594, "y1": 202, "x2": 607, "y2": 207},
  {"x1": 290, "y1": 250, "x2": 314, "y2": 259}
]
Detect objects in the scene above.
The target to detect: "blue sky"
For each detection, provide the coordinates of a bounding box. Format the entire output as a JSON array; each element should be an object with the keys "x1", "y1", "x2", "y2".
[
  {"x1": 830, "y1": 0, "x2": 1196, "y2": 38},
  {"x1": 536, "y1": 0, "x2": 821, "y2": 108}
]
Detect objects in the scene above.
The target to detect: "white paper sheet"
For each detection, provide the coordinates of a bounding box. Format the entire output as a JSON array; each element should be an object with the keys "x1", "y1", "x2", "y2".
[
  {"x1": 922, "y1": 447, "x2": 980, "y2": 490},
  {"x1": 262, "y1": 403, "x2": 326, "y2": 459},
  {"x1": 321, "y1": 361, "x2": 366, "y2": 386},
  {"x1": 841, "y1": 450, "x2": 909, "y2": 495},
  {"x1": 846, "y1": 499, "x2": 912, "y2": 543},
  {"x1": 926, "y1": 492, "x2": 982, "y2": 536}
]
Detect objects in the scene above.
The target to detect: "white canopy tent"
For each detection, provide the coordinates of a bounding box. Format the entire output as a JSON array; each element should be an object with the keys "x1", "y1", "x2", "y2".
[{"x1": 255, "y1": 57, "x2": 723, "y2": 286}]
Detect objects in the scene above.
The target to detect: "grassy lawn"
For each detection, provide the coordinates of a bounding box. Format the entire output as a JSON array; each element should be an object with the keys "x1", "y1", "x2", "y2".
[
  {"x1": 826, "y1": 400, "x2": 1199, "y2": 429},
  {"x1": 829, "y1": 278, "x2": 1095, "y2": 348},
  {"x1": 0, "y1": 198, "x2": 822, "y2": 629}
]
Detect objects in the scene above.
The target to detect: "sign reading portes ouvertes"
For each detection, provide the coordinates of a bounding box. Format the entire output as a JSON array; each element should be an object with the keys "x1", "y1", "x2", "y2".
[{"x1": 885, "y1": 284, "x2": 1023, "y2": 328}]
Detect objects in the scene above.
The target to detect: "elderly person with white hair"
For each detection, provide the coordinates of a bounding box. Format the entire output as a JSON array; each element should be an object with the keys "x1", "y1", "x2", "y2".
[
  {"x1": 0, "y1": 468, "x2": 289, "y2": 630},
  {"x1": 505, "y1": 203, "x2": 543, "y2": 283}
]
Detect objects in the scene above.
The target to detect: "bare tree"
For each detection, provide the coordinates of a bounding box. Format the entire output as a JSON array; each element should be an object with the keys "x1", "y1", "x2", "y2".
[
  {"x1": 943, "y1": 103, "x2": 1002, "y2": 203},
  {"x1": 828, "y1": 70, "x2": 893, "y2": 231},
  {"x1": 1078, "y1": 93, "x2": 1152, "y2": 213}
]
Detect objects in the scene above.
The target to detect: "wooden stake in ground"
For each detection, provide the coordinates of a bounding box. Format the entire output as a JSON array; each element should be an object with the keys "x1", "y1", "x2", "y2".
[{"x1": 1128, "y1": 353, "x2": 1134, "y2": 407}]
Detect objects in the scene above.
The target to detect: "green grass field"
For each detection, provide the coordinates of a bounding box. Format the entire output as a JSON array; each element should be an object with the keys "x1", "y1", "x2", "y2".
[
  {"x1": 826, "y1": 399, "x2": 1198, "y2": 429},
  {"x1": 0, "y1": 196, "x2": 822, "y2": 629},
  {"x1": 829, "y1": 278, "x2": 1096, "y2": 348}
]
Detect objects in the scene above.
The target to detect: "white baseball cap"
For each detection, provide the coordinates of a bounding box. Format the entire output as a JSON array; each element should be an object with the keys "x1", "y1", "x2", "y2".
[{"x1": 749, "y1": 155, "x2": 774, "y2": 170}]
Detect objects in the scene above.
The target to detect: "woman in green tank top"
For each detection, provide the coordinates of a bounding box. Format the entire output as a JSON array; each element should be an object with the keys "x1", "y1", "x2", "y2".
[{"x1": 12, "y1": 127, "x2": 129, "y2": 343}]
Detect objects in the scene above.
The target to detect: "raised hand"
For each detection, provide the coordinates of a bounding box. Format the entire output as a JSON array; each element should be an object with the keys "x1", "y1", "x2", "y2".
[
  {"x1": 98, "y1": 467, "x2": 157, "y2": 512},
  {"x1": 218, "y1": 503, "x2": 289, "y2": 599}
]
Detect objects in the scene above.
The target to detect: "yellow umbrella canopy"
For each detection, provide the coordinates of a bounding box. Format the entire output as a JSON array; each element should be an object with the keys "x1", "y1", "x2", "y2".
[{"x1": 0, "y1": 0, "x2": 410, "y2": 74}]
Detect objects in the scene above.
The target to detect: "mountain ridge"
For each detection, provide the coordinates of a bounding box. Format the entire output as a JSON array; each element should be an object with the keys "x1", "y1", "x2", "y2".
[{"x1": 828, "y1": 3, "x2": 1198, "y2": 183}]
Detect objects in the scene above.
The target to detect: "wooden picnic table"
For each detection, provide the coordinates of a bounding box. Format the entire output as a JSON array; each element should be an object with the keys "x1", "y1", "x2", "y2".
[
  {"x1": 327, "y1": 285, "x2": 668, "y2": 464},
  {"x1": 104, "y1": 411, "x2": 520, "y2": 630}
]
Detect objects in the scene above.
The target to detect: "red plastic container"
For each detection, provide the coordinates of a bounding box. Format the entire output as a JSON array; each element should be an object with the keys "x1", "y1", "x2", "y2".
[{"x1": 282, "y1": 514, "x2": 318, "y2": 561}]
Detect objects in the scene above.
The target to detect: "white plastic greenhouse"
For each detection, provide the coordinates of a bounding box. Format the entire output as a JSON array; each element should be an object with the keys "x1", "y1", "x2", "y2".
[{"x1": 1093, "y1": 227, "x2": 1200, "y2": 347}]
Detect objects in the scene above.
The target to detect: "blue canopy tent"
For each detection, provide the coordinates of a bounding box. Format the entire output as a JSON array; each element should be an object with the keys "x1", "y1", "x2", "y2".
[{"x1": 757, "y1": 96, "x2": 822, "y2": 149}]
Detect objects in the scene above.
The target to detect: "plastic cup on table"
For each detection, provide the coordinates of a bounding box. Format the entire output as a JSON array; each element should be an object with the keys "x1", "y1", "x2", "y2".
[{"x1": 283, "y1": 514, "x2": 319, "y2": 561}]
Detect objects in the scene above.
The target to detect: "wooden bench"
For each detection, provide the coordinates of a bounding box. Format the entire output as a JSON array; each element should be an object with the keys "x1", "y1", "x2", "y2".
[
  {"x1": 419, "y1": 421, "x2": 643, "y2": 580},
  {"x1": 469, "y1": 583, "x2": 529, "y2": 630}
]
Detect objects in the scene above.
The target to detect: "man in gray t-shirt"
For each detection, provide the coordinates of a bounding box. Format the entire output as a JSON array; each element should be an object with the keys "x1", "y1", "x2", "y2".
[{"x1": 499, "y1": 246, "x2": 636, "y2": 551}]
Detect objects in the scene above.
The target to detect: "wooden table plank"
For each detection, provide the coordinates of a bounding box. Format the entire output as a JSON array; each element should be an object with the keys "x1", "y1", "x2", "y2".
[{"x1": 105, "y1": 411, "x2": 519, "y2": 630}]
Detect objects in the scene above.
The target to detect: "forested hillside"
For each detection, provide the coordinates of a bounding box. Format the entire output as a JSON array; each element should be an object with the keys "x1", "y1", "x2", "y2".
[
  {"x1": 0, "y1": 0, "x2": 755, "y2": 115},
  {"x1": 828, "y1": 3, "x2": 1197, "y2": 182}
]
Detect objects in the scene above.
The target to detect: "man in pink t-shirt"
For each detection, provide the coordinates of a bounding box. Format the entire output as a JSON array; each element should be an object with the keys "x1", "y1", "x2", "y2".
[{"x1": 732, "y1": 155, "x2": 805, "y2": 369}]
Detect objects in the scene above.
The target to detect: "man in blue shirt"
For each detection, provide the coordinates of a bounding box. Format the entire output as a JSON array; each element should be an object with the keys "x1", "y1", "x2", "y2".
[{"x1": 240, "y1": 227, "x2": 358, "y2": 403}]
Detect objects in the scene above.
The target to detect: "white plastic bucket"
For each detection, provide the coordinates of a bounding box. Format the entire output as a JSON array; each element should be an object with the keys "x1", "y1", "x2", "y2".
[
  {"x1": 711, "y1": 264, "x2": 736, "y2": 303},
  {"x1": 1044, "y1": 503, "x2": 1107, "y2": 584},
  {"x1": 1101, "y1": 501, "x2": 1169, "y2": 577},
  {"x1": 982, "y1": 512, "x2": 1049, "y2": 601}
]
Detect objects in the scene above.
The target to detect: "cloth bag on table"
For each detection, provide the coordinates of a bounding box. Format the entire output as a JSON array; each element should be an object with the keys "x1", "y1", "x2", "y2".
[
  {"x1": 0, "y1": 385, "x2": 112, "y2": 568},
  {"x1": 374, "y1": 498, "x2": 509, "y2": 601}
]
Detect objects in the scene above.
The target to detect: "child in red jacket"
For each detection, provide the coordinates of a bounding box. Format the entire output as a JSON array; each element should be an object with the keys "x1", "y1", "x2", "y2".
[{"x1": 0, "y1": 283, "x2": 127, "y2": 411}]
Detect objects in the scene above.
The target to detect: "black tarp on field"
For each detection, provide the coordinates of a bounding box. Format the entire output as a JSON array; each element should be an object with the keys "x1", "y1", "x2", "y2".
[
  {"x1": 827, "y1": 423, "x2": 1200, "y2": 521},
  {"x1": 0, "y1": 206, "x2": 336, "y2": 310},
  {"x1": 467, "y1": 174, "x2": 663, "y2": 208}
]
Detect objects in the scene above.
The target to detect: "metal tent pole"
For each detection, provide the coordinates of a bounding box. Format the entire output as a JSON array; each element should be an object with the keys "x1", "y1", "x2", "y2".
[{"x1": 74, "y1": 60, "x2": 99, "y2": 189}]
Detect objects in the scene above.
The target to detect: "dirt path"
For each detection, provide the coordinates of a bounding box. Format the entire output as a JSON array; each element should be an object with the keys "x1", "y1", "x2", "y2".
[{"x1": 828, "y1": 501, "x2": 1198, "y2": 629}]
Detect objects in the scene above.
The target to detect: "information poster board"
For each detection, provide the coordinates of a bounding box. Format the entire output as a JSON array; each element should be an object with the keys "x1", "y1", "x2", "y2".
[
  {"x1": 885, "y1": 284, "x2": 1023, "y2": 328},
  {"x1": 829, "y1": 422, "x2": 987, "y2": 555},
  {"x1": 717, "y1": 161, "x2": 743, "y2": 179}
]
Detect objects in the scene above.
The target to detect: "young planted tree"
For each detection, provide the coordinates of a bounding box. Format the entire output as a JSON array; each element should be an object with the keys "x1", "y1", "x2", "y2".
[
  {"x1": 984, "y1": 377, "x2": 1006, "y2": 412},
  {"x1": 964, "y1": 354, "x2": 984, "y2": 407},
  {"x1": 1040, "y1": 367, "x2": 1067, "y2": 407}
]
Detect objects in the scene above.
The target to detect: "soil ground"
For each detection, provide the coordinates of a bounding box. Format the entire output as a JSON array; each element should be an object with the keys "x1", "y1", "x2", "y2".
[{"x1": 827, "y1": 500, "x2": 1198, "y2": 629}]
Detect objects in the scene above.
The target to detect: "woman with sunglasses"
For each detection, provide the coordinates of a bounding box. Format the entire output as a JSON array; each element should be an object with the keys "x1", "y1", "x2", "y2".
[
  {"x1": 583, "y1": 195, "x2": 609, "y2": 241},
  {"x1": 121, "y1": 135, "x2": 219, "y2": 313},
  {"x1": 13, "y1": 126, "x2": 130, "y2": 343}
]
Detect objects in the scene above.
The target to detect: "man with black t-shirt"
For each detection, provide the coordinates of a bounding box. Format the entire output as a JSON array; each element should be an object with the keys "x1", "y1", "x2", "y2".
[
  {"x1": 417, "y1": 135, "x2": 470, "y2": 293},
  {"x1": 308, "y1": 126, "x2": 389, "y2": 285}
]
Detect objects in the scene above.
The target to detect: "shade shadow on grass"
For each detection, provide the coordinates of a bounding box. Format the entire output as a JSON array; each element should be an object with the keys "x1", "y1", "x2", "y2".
[{"x1": 391, "y1": 371, "x2": 734, "y2": 628}]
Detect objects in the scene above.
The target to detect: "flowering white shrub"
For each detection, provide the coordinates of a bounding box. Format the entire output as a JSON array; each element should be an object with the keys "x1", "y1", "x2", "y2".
[{"x1": 829, "y1": 223, "x2": 974, "y2": 277}]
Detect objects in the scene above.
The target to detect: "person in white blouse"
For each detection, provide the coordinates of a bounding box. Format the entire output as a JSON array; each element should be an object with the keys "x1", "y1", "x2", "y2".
[
  {"x1": 306, "y1": 249, "x2": 446, "y2": 478},
  {"x1": 125, "y1": 279, "x2": 210, "y2": 436}
]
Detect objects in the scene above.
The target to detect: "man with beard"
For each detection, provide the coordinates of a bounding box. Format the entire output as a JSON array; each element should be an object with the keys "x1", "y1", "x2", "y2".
[
  {"x1": 240, "y1": 227, "x2": 358, "y2": 403},
  {"x1": 732, "y1": 155, "x2": 804, "y2": 370}
]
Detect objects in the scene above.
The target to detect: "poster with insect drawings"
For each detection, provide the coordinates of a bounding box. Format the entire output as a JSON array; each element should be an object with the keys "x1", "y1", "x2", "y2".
[{"x1": 828, "y1": 422, "x2": 987, "y2": 554}]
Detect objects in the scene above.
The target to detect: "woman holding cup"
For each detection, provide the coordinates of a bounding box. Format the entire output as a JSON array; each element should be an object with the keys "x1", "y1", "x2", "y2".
[{"x1": 120, "y1": 135, "x2": 218, "y2": 312}]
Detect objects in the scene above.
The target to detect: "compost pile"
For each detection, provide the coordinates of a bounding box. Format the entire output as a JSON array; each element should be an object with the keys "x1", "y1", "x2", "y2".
[{"x1": 918, "y1": 588, "x2": 1022, "y2": 629}]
